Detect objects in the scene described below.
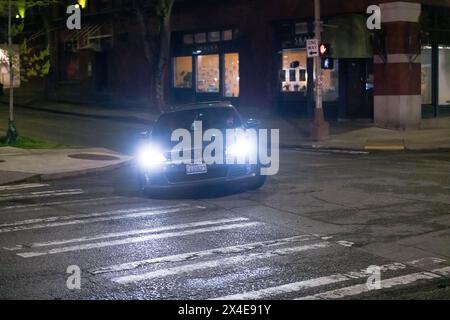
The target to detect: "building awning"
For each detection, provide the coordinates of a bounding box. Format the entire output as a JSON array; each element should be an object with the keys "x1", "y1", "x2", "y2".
[
  {"x1": 322, "y1": 14, "x2": 373, "y2": 59},
  {"x1": 64, "y1": 24, "x2": 113, "y2": 52}
]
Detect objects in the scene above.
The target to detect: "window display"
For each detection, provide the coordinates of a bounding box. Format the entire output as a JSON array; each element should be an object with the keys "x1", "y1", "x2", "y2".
[
  {"x1": 196, "y1": 54, "x2": 220, "y2": 93},
  {"x1": 439, "y1": 46, "x2": 450, "y2": 106},
  {"x1": 280, "y1": 49, "x2": 308, "y2": 94},
  {"x1": 224, "y1": 53, "x2": 239, "y2": 97},
  {"x1": 173, "y1": 56, "x2": 192, "y2": 88},
  {"x1": 421, "y1": 46, "x2": 432, "y2": 105}
]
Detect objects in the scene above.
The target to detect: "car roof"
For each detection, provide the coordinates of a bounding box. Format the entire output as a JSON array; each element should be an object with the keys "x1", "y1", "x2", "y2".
[{"x1": 165, "y1": 101, "x2": 236, "y2": 114}]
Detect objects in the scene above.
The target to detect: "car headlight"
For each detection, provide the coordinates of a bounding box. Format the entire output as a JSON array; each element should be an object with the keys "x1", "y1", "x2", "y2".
[
  {"x1": 226, "y1": 137, "x2": 257, "y2": 164},
  {"x1": 137, "y1": 145, "x2": 167, "y2": 169}
]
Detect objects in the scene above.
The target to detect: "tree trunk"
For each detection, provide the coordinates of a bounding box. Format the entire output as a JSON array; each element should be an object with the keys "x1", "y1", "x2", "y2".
[
  {"x1": 134, "y1": 0, "x2": 159, "y2": 112},
  {"x1": 154, "y1": 0, "x2": 174, "y2": 113},
  {"x1": 41, "y1": 8, "x2": 57, "y2": 100},
  {"x1": 134, "y1": 0, "x2": 174, "y2": 114}
]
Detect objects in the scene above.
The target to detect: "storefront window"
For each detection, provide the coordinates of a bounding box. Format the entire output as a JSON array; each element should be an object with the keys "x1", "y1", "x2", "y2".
[
  {"x1": 439, "y1": 46, "x2": 450, "y2": 106},
  {"x1": 173, "y1": 56, "x2": 192, "y2": 88},
  {"x1": 421, "y1": 46, "x2": 433, "y2": 105},
  {"x1": 196, "y1": 54, "x2": 220, "y2": 93},
  {"x1": 322, "y1": 61, "x2": 339, "y2": 102},
  {"x1": 281, "y1": 49, "x2": 308, "y2": 94},
  {"x1": 224, "y1": 53, "x2": 239, "y2": 97}
]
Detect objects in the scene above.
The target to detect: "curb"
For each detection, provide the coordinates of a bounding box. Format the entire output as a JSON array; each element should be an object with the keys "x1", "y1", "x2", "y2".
[
  {"x1": 279, "y1": 143, "x2": 370, "y2": 154},
  {"x1": 0, "y1": 160, "x2": 132, "y2": 186}
]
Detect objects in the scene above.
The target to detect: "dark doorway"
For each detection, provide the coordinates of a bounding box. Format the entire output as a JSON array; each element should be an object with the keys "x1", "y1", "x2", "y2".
[
  {"x1": 95, "y1": 51, "x2": 108, "y2": 91},
  {"x1": 341, "y1": 59, "x2": 373, "y2": 119}
]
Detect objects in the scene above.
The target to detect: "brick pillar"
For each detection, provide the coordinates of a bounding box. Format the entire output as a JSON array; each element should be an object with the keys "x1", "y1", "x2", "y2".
[{"x1": 374, "y1": 2, "x2": 421, "y2": 129}]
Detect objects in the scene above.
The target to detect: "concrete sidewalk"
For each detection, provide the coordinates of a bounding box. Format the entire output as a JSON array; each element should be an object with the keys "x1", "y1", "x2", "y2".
[
  {"x1": 268, "y1": 117, "x2": 450, "y2": 151},
  {"x1": 0, "y1": 147, "x2": 132, "y2": 185}
]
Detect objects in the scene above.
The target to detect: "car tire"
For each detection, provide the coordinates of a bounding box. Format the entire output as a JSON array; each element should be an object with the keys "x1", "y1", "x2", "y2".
[{"x1": 247, "y1": 175, "x2": 266, "y2": 191}]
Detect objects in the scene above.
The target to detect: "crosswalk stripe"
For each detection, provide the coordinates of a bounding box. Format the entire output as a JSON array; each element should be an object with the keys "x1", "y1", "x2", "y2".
[
  {"x1": 0, "y1": 203, "x2": 188, "y2": 228},
  {"x1": 111, "y1": 242, "x2": 330, "y2": 284},
  {"x1": 211, "y1": 262, "x2": 407, "y2": 300},
  {"x1": 296, "y1": 266, "x2": 450, "y2": 300},
  {"x1": 0, "y1": 204, "x2": 204, "y2": 233},
  {"x1": 91, "y1": 235, "x2": 313, "y2": 275},
  {"x1": 5, "y1": 217, "x2": 250, "y2": 251},
  {"x1": 0, "y1": 183, "x2": 50, "y2": 192},
  {"x1": 1, "y1": 196, "x2": 125, "y2": 211},
  {"x1": 17, "y1": 222, "x2": 263, "y2": 258},
  {"x1": 0, "y1": 189, "x2": 84, "y2": 202},
  {"x1": 211, "y1": 258, "x2": 447, "y2": 300}
]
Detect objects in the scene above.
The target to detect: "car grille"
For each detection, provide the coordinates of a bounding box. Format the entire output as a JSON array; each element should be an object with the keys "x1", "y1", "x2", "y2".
[{"x1": 166, "y1": 166, "x2": 228, "y2": 183}]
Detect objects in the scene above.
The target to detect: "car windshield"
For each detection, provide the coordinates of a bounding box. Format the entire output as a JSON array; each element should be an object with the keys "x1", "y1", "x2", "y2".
[{"x1": 152, "y1": 108, "x2": 242, "y2": 139}]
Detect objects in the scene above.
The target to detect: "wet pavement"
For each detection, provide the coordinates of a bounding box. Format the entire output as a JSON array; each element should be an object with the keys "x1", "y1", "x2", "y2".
[{"x1": 0, "y1": 149, "x2": 449, "y2": 300}]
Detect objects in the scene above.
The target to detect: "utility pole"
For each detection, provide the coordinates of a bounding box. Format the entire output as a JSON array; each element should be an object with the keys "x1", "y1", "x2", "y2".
[
  {"x1": 6, "y1": 0, "x2": 17, "y2": 144},
  {"x1": 311, "y1": 0, "x2": 329, "y2": 141}
]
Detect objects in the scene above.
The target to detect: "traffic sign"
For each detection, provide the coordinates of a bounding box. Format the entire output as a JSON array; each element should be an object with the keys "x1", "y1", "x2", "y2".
[{"x1": 306, "y1": 39, "x2": 319, "y2": 58}]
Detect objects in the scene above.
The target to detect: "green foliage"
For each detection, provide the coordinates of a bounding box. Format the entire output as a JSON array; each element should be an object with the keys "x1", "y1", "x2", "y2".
[{"x1": 19, "y1": 40, "x2": 50, "y2": 82}]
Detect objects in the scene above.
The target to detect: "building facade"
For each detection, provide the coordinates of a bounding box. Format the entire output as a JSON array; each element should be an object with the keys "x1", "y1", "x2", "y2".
[{"x1": 41, "y1": 0, "x2": 450, "y2": 128}]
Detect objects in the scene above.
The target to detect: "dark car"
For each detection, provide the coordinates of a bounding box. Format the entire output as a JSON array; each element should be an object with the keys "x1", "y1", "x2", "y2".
[{"x1": 135, "y1": 102, "x2": 266, "y2": 193}]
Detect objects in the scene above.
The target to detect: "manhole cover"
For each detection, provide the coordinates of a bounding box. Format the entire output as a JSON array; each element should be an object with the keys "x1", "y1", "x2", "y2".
[{"x1": 68, "y1": 153, "x2": 120, "y2": 161}]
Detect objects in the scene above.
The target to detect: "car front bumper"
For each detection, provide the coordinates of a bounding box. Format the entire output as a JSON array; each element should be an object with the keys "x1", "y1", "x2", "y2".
[{"x1": 139, "y1": 163, "x2": 260, "y2": 190}]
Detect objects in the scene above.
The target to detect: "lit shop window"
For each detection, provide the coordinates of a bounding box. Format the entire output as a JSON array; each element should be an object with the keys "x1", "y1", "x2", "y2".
[
  {"x1": 222, "y1": 30, "x2": 233, "y2": 41},
  {"x1": 0, "y1": 46, "x2": 20, "y2": 88},
  {"x1": 224, "y1": 53, "x2": 240, "y2": 97},
  {"x1": 196, "y1": 54, "x2": 220, "y2": 93},
  {"x1": 173, "y1": 56, "x2": 192, "y2": 88},
  {"x1": 194, "y1": 33, "x2": 207, "y2": 44},
  {"x1": 421, "y1": 46, "x2": 433, "y2": 105},
  {"x1": 322, "y1": 61, "x2": 339, "y2": 102},
  {"x1": 439, "y1": 46, "x2": 450, "y2": 106},
  {"x1": 280, "y1": 49, "x2": 308, "y2": 94},
  {"x1": 208, "y1": 31, "x2": 221, "y2": 42}
]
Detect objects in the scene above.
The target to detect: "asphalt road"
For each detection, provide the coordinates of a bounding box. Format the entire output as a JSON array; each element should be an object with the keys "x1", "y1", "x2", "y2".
[
  {"x1": 0, "y1": 149, "x2": 450, "y2": 300},
  {"x1": 0, "y1": 106, "x2": 449, "y2": 300}
]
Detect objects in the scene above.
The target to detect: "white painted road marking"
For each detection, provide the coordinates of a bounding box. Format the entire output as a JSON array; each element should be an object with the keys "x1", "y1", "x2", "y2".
[
  {"x1": 17, "y1": 222, "x2": 263, "y2": 258},
  {"x1": 211, "y1": 262, "x2": 408, "y2": 300},
  {"x1": 91, "y1": 235, "x2": 314, "y2": 274},
  {"x1": 5, "y1": 217, "x2": 251, "y2": 250},
  {"x1": 0, "y1": 204, "x2": 203, "y2": 233},
  {"x1": 0, "y1": 189, "x2": 84, "y2": 202},
  {"x1": 0, "y1": 183, "x2": 50, "y2": 192},
  {"x1": 297, "y1": 266, "x2": 450, "y2": 300},
  {"x1": 212, "y1": 258, "x2": 447, "y2": 300},
  {"x1": 1, "y1": 196, "x2": 125, "y2": 211},
  {"x1": 111, "y1": 242, "x2": 330, "y2": 284}
]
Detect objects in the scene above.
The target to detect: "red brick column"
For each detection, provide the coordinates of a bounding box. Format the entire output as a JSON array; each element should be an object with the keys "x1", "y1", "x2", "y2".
[{"x1": 374, "y1": 2, "x2": 422, "y2": 129}]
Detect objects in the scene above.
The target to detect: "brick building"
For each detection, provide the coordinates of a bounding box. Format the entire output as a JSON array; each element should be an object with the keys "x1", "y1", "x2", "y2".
[{"x1": 30, "y1": 0, "x2": 450, "y2": 128}]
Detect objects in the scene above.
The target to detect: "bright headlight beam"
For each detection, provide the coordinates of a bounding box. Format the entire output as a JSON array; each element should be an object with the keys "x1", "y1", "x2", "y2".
[{"x1": 137, "y1": 145, "x2": 166, "y2": 168}]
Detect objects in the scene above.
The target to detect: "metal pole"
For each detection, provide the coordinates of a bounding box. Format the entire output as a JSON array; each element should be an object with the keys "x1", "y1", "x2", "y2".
[
  {"x1": 311, "y1": 0, "x2": 329, "y2": 141},
  {"x1": 314, "y1": 0, "x2": 322, "y2": 110},
  {"x1": 8, "y1": 0, "x2": 14, "y2": 122}
]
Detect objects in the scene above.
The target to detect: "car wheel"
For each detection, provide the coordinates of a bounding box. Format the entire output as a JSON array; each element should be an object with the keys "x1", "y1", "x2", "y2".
[{"x1": 247, "y1": 175, "x2": 266, "y2": 191}]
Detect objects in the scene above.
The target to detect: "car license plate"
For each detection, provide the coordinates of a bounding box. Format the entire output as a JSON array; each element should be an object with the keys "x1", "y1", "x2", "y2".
[{"x1": 186, "y1": 163, "x2": 208, "y2": 175}]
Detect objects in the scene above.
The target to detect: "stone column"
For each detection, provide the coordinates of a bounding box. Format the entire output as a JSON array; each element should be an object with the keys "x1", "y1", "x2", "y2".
[{"x1": 374, "y1": 2, "x2": 422, "y2": 129}]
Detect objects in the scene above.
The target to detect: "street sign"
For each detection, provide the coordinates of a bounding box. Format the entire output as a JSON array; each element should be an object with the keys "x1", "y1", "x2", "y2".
[{"x1": 306, "y1": 39, "x2": 319, "y2": 58}]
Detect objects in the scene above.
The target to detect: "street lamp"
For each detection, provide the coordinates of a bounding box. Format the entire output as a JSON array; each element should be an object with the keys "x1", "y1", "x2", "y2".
[{"x1": 311, "y1": 0, "x2": 329, "y2": 141}]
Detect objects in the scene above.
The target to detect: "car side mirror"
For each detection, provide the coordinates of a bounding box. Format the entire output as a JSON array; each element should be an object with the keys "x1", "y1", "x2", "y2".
[{"x1": 246, "y1": 118, "x2": 261, "y2": 129}]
